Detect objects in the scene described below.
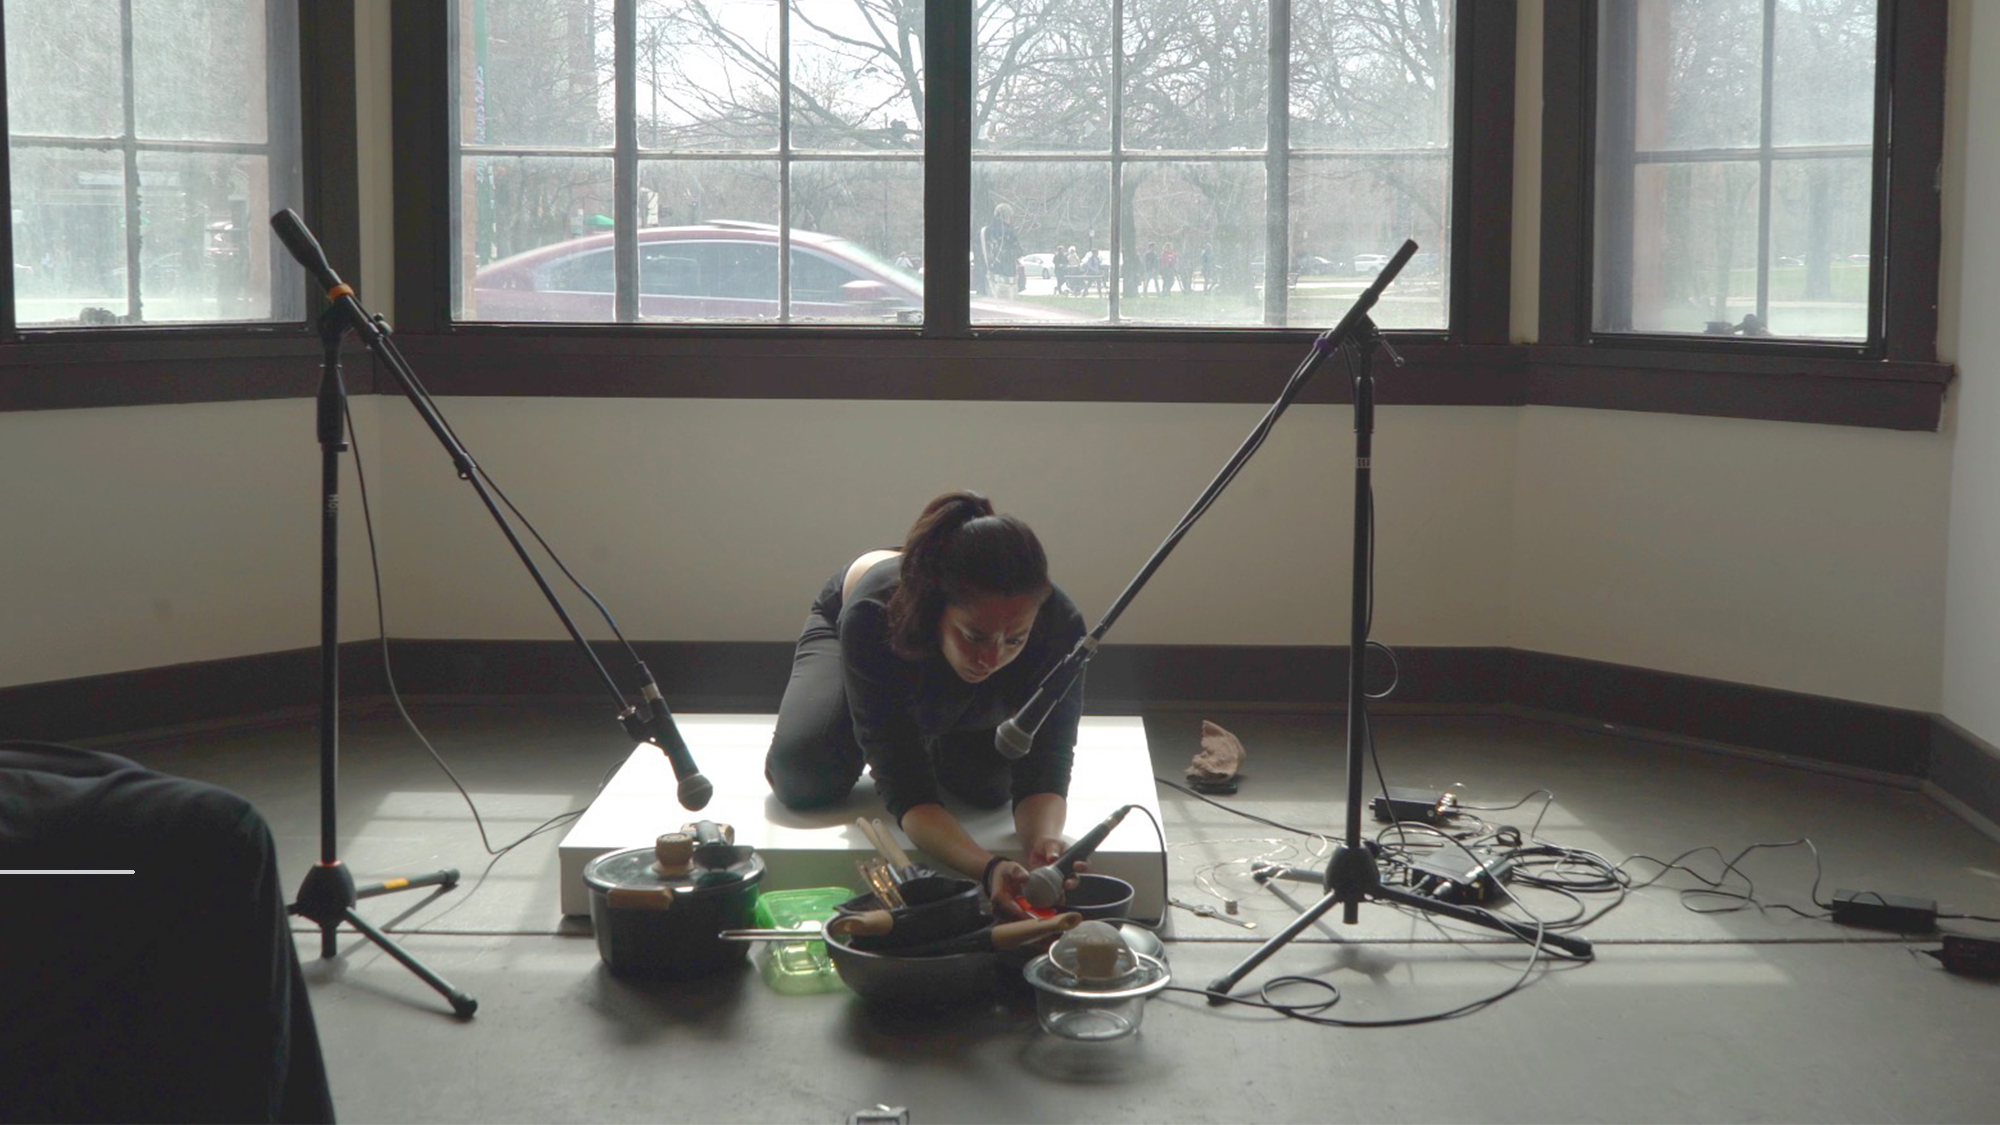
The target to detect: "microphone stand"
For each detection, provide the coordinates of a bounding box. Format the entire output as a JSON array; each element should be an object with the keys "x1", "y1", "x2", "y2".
[
  {"x1": 1203, "y1": 260, "x2": 1594, "y2": 1000},
  {"x1": 1005, "y1": 238, "x2": 1592, "y2": 997},
  {"x1": 278, "y1": 212, "x2": 689, "y2": 1018}
]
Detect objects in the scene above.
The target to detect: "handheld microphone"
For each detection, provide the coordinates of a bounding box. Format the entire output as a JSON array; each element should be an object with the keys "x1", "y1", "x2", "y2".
[
  {"x1": 641, "y1": 677, "x2": 712, "y2": 811},
  {"x1": 995, "y1": 635, "x2": 1098, "y2": 760},
  {"x1": 1023, "y1": 804, "x2": 1132, "y2": 908}
]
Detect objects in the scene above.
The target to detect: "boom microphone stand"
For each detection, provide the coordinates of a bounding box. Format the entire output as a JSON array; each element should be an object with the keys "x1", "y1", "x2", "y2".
[
  {"x1": 1001, "y1": 240, "x2": 1592, "y2": 1002},
  {"x1": 1203, "y1": 257, "x2": 1594, "y2": 1000},
  {"x1": 275, "y1": 210, "x2": 705, "y2": 1018}
]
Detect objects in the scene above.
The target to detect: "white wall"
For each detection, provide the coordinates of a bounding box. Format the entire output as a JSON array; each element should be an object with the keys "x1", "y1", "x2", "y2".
[
  {"x1": 1509, "y1": 406, "x2": 1949, "y2": 709},
  {"x1": 0, "y1": 396, "x2": 387, "y2": 687},
  {"x1": 1941, "y1": 0, "x2": 2000, "y2": 743},
  {"x1": 368, "y1": 398, "x2": 1515, "y2": 647}
]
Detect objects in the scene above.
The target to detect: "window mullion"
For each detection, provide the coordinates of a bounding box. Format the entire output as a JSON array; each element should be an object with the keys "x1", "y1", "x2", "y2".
[
  {"x1": 1108, "y1": 0, "x2": 1124, "y2": 318},
  {"x1": 0, "y1": 9, "x2": 14, "y2": 340},
  {"x1": 1756, "y1": 0, "x2": 1776, "y2": 326},
  {"x1": 615, "y1": 0, "x2": 637, "y2": 324},
  {"x1": 780, "y1": 1, "x2": 791, "y2": 325},
  {"x1": 921, "y1": 0, "x2": 969, "y2": 337},
  {"x1": 119, "y1": 0, "x2": 142, "y2": 322},
  {"x1": 1265, "y1": 0, "x2": 1288, "y2": 327}
]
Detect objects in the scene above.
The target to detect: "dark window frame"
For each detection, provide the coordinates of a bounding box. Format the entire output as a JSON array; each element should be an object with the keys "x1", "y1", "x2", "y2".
[
  {"x1": 382, "y1": 0, "x2": 1522, "y2": 408},
  {"x1": 0, "y1": 2, "x2": 360, "y2": 412},
  {"x1": 1532, "y1": 0, "x2": 1951, "y2": 430}
]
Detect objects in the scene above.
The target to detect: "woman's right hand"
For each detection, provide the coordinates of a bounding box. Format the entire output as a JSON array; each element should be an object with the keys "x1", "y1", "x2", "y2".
[{"x1": 984, "y1": 857, "x2": 1032, "y2": 920}]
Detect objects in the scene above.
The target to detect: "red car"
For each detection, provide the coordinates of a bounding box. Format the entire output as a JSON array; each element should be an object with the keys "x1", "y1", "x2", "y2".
[{"x1": 470, "y1": 220, "x2": 1070, "y2": 324}]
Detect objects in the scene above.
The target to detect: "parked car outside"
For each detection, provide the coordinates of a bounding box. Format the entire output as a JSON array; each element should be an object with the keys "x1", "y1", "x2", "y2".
[
  {"x1": 471, "y1": 221, "x2": 1071, "y2": 323},
  {"x1": 1352, "y1": 253, "x2": 1389, "y2": 275},
  {"x1": 1019, "y1": 252, "x2": 1055, "y2": 280}
]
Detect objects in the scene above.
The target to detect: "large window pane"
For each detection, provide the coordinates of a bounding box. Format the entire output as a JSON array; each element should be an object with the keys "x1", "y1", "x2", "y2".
[
  {"x1": 1594, "y1": 0, "x2": 1877, "y2": 342},
  {"x1": 5, "y1": 0, "x2": 299, "y2": 329},
  {"x1": 976, "y1": 0, "x2": 1450, "y2": 330}
]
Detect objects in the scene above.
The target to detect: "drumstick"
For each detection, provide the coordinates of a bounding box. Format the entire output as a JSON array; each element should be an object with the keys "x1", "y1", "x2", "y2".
[{"x1": 873, "y1": 817, "x2": 917, "y2": 876}]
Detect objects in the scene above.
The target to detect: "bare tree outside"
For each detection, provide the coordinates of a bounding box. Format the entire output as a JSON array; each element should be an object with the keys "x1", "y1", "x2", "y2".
[{"x1": 453, "y1": 0, "x2": 1456, "y2": 328}]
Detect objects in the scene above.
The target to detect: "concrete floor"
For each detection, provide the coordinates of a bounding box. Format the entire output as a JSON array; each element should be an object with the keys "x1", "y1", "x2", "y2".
[{"x1": 111, "y1": 703, "x2": 2000, "y2": 1124}]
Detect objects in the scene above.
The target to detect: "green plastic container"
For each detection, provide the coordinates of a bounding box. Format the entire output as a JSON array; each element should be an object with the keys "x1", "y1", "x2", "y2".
[{"x1": 751, "y1": 887, "x2": 852, "y2": 994}]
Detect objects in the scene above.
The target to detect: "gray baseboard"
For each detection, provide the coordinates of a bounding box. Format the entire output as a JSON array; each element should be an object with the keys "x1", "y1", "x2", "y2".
[
  {"x1": 1928, "y1": 715, "x2": 2000, "y2": 828},
  {"x1": 7, "y1": 639, "x2": 1991, "y2": 822}
]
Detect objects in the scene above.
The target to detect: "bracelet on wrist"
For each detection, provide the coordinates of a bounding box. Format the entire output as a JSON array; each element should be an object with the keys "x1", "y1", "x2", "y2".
[{"x1": 981, "y1": 854, "x2": 1010, "y2": 895}]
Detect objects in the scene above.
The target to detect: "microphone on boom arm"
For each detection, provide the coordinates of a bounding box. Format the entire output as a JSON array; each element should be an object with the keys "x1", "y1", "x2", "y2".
[
  {"x1": 994, "y1": 635, "x2": 1098, "y2": 760},
  {"x1": 621, "y1": 663, "x2": 712, "y2": 811}
]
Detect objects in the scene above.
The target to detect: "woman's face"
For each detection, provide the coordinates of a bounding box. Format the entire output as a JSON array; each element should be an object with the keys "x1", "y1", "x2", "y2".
[{"x1": 938, "y1": 591, "x2": 1043, "y2": 684}]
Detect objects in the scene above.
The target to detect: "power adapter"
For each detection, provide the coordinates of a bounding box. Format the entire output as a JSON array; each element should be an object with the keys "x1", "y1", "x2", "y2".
[
  {"x1": 1924, "y1": 934, "x2": 2000, "y2": 979},
  {"x1": 1371, "y1": 787, "x2": 1456, "y2": 824},
  {"x1": 1830, "y1": 888, "x2": 1938, "y2": 932}
]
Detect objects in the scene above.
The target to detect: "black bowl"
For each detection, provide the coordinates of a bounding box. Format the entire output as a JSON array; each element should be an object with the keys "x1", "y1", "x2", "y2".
[{"x1": 1061, "y1": 873, "x2": 1135, "y2": 920}]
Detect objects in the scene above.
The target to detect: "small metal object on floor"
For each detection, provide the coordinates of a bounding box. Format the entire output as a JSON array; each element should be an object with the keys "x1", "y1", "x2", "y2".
[
  {"x1": 849, "y1": 1107, "x2": 909, "y2": 1125},
  {"x1": 1170, "y1": 896, "x2": 1256, "y2": 928}
]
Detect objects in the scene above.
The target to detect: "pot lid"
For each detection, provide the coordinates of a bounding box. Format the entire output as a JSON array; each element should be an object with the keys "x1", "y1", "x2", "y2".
[{"x1": 584, "y1": 843, "x2": 766, "y2": 897}]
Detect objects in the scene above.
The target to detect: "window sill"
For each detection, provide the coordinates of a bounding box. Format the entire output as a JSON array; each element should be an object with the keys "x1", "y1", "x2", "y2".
[
  {"x1": 1524, "y1": 343, "x2": 1952, "y2": 431},
  {"x1": 0, "y1": 330, "x2": 349, "y2": 412},
  {"x1": 0, "y1": 328, "x2": 1952, "y2": 431}
]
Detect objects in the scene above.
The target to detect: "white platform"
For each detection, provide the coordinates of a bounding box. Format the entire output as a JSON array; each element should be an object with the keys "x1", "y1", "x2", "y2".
[{"x1": 557, "y1": 714, "x2": 1164, "y2": 919}]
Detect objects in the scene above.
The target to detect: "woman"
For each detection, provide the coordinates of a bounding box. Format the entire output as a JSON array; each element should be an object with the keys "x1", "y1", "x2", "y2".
[{"x1": 764, "y1": 490, "x2": 1087, "y2": 918}]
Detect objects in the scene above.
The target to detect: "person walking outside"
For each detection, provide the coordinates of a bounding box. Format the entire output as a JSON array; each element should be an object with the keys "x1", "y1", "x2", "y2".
[{"x1": 981, "y1": 204, "x2": 1024, "y2": 301}]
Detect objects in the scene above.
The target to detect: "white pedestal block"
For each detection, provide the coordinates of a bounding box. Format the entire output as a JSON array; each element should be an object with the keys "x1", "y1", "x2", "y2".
[{"x1": 557, "y1": 714, "x2": 1163, "y2": 919}]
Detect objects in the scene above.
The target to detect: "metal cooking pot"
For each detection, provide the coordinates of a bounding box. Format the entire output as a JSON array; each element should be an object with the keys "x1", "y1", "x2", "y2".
[
  {"x1": 584, "y1": 821, "x2": 765, "y2": 977},
  {"x1": 820, "y1": 912, "x2": 1081, "y2": 1008}
]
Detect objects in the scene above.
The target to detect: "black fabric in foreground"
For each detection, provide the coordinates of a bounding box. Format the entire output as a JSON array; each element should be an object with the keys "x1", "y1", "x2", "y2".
[{"x1": 0, "y1": 740, "x2": 336, "y2": 1124}]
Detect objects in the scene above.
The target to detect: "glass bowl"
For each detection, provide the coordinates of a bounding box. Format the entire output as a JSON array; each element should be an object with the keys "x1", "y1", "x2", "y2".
[{"x1": 1021, "y1": 951, "x2": 1171, "y2": 1041}]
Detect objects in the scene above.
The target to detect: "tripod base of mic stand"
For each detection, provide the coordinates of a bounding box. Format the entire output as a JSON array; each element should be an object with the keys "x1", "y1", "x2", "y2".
[
  {"x1": 289, "y1": 860, "x2": 479, "y2": 1018},
  {"x1": 1206, "y1": 843, "x2": 1592, "y2": 1003}
]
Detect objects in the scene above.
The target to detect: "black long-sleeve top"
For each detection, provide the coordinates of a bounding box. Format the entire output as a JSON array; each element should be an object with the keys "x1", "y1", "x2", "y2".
[{"x1": 838, "y1": 558, "x2": 1087, "y2": 820}]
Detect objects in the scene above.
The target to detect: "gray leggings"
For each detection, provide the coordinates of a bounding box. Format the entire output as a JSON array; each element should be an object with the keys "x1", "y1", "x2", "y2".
[{"x1": 764, "y1": 568, "x2": 1012, "y2": 815}]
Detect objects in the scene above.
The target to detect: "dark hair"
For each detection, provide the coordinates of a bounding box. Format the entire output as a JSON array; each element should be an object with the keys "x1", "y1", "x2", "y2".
[{"x1": 885, "y1": 490, "x2": 1051, "y2": 660}]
